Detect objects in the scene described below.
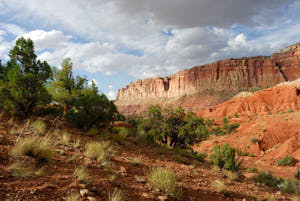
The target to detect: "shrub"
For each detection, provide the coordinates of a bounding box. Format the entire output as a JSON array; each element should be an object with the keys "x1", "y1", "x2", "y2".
[
  {"x1": 213, "y1": 180, "x2": 228, "y2": 195},
  {"x1": 147, "y1": 168, "x2": 182, "y2": 198},
  {"x1": 85, "y1": 141, "x2": 115, "y2": 167},
  {"x1": 278, "y1": 178, "x2": 300, "y2": 194},
  {"x1": 210, "y1": 143, "x2": 240, "y2": 171},
  {"x1": 73, "y1": 166, "x2": 93, "y2": 184},
  {"x1": 61, "y1": 132, "x2": 70, "y2": 145},
  {"x1": 11, "y1": 136, "x2": 53, "y2": 162},
  {"x1": 246, "y1": 165, "x2": 258, "y2": 173},
  {"x1": 277, "y1": 155, "x2": 297, "y2": 166},
  {"x1": 87, "y1": 127, "x2": 99, "y2": 136},
  {"x1": 135, "y1": 130, "x2": 155, "y2": 145},
  {"x1": 222, "y1": 170, "x2": 239, "y2": 181},
  {"x1": 234, "y1": 113, "x2": 239, "y2": 118},
  {"x1": 108, "y1": 189, "x2": 125, "y2": 201},
  {"x1": 255, "y1": 171, "x2": 279, "y2": 187},
  {"x1": 72, "y1": 138, "x2": 81, "y2": 149},
  {"x1": 250, "y1": 138, "x2": 259, "y2": 144},
  {"x1": 295, "y1": 169, "x2": 300, "y2": 180}
]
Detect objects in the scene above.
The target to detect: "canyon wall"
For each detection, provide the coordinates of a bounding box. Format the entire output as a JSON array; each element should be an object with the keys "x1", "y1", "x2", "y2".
[{"x1": 115, "y1": 43, "x2": 300, "y2": 115}]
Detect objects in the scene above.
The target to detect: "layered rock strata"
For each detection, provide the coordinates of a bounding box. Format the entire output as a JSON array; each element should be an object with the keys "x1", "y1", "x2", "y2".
[{"x1": 116, "y1": 43, "x2": 300, "y2": 115}]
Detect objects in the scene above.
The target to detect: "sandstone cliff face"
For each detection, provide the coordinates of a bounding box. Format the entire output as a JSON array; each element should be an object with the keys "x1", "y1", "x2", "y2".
[{"x1": 116, "y1": 43, "x2": 300, "y2": 115}]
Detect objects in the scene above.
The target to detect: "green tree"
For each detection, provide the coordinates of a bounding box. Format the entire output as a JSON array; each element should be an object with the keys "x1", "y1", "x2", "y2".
[
  {"x1": 1, "y1": 37, "x2": 52, "y2": 117},
  {"x1": 210, "y1": 143, "x2": 240, "y2": 171},
  {"x1": 65, "y1": 81, "x2": 118, "y2": 130},
  {"x1": 48, "y1": 58, "x2": 87, "y2": 115}
]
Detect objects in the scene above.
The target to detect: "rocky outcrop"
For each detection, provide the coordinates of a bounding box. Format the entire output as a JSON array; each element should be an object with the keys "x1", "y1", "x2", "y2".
[{"x1": 116, "y1": 43, "x2": 300, "y2": 115}]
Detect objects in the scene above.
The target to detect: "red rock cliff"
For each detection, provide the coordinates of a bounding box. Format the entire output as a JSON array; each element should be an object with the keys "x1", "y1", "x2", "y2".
[{"x1": 115, "y1": 43, "x2": 300, "y2": 115}]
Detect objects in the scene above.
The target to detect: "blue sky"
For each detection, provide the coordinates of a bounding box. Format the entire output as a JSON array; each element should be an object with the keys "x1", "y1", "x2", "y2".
[{"x1": 0, "y1": 0, "x2": 300, "y2": 99}]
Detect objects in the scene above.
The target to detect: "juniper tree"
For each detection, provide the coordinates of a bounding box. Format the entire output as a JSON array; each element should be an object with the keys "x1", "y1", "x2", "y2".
[{"x1": 3, "y1": 37, "x2": 52, "y2": 117}]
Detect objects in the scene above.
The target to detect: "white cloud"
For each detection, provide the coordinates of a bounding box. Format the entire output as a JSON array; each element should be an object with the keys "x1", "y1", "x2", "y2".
[
  {"x1": 0, "y1": 1, "x2": 299, "y2": 81},
  {"x1": 107, "y1": 90, "x2": 116, "y2": 100},
  {"x1": 21, "y1": 30, "x2": 72, "y2": 50},
  {"x1": 108, "y1": 85, "x2": 113, "y2": 89}
]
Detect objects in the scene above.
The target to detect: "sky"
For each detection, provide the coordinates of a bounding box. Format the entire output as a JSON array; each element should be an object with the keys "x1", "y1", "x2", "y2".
[{"x1": 0, "y1": 0, "x2": 300, "y2": 100}]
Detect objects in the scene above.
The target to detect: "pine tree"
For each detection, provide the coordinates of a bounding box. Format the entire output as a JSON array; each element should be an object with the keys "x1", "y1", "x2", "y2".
[
  {"x1": 3, "y1": 37, "x2": 52, "y2": 117},
  {"x1": 48, "y1": 58, "x2": 87, "y2": 115}
]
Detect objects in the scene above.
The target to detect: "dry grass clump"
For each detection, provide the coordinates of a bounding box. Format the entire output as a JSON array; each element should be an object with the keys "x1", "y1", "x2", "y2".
[
  {"x1": 30, "y1": 119, "x2": 47, "y2": 135},
  {"x1": 8, "y1": 161, "x2": 45, "y2": 178},
  {"x1": 213, "y1": 180, "x2": 228, "y2": 195},
  {"x1": 11, "y1": 136, "x2": 53, "y2": 162},
  {"x1": 222, "y1": 169, "x2": 239, "y2": 181},
  {"x1": 147, "y1": 168, "x2": 182, "y2": 198},
  {"x1": 61, "y1": 131, "x2": 70, "y2": 145},
  {"x1": 65, "y1": 192, "x2": 80, "y2": 201},
  {"x1": 85, "y1": 141, "x2": 115, "y2": 167},
  {"x1": 72, "y1": 138, "x2": 81, "y2": 149},
  {"x1": 108, "y1": 189, "x2": 125, "y2": 201},
  {"x1": 73, "y1": 166, "x2": 93, "y2": 184}
]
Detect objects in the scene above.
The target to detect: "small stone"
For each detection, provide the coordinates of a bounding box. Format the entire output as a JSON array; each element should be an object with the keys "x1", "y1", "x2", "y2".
[
  {"x1": 276, "y1": 191, "x2": 281, "y2": 195},
  {"x1": 119, "y1": 166, "x2": 127, "y2": 173},
  {"x1": 136, "y1": 176, "x2": 146, "y2": 184},
  {"x1": 242, "y1": 199, "x2": 246, "y2": 201},
  {"x1": 142, "y1": 193, "x2": 154, "y2": 199},
  {"x1": 79, "y1": 184, "x2": 87, "y2": 188},
  {"x1": 158, "y1": 195, "x2": 168, "y2": 201},
  {"x1": 87, "y1": 196, "x2": 97, "y2": 201},
  {"x1": 80, "y1": 189, "x2": 89, "y2": 197}
]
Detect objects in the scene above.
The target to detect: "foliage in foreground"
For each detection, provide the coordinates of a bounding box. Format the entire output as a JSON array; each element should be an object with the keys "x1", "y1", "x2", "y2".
[{"x1": 147, "y1": 168, "x2": 182, "y2": 198}]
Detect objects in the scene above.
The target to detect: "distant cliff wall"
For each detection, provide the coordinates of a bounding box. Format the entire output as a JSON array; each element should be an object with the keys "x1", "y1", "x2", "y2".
[{"x1": 115, "y1": 43, "x2": 300, "y2": 115}]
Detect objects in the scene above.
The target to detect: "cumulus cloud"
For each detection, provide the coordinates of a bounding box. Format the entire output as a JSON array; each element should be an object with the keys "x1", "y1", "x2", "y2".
[
  {"x1": 0, "y1": 0, "x2": 299, "y2": 80},
  {"x1": 107, "y1": 90, "x2": 116, "y2": 100}
]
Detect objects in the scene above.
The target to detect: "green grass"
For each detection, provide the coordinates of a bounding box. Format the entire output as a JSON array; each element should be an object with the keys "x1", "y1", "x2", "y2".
[
  {"x1": 85, "y1": 141, "x2": 115, "y2": 167},
  {"x1": 147, "y1": 168, "x2": 182, "y2": 198},
  {"x1": 8, "y1": 161, "x2": 45, "y2": 178},
  {"x1": 87, "y1": 127, "x2": 99, "y2": 136},
  {"x1": 250, "y1": 138, "x2": 259, "y2": 144},
  {"x1": 277, "y1": 155, "x2": 297, "y2": 166}
]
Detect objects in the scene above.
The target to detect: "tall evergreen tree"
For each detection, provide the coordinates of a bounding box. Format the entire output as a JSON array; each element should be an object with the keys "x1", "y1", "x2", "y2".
[
  {"x1": 3, "y1": 37, "x2": 52, "y2": 117},
  {"x1": 48, "y1": 58, "x2": 88, "y2": 115}
]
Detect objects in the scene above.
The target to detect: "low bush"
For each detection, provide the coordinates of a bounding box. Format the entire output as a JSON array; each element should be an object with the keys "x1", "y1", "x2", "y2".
[
  {"x1": 223, "y1": 169, "x2": 239, "y2": 181},
  {"x1": 277, "y1": 155, "x2": 297, "y2": 166},
  {"x1": 250, "y1": 138, "x2": 259, "y2": 144},
  {"x1": 210, "y1": 143, "x2": 240, "y2": 171},
  {"x1": 295, "y1": 169, "x2": 300, "y2": 180},
  {"x1": 255, "y1": 171, "x2": 279, "y2": 187},
  {"x1": 246, "y1": 165, "x2": 258, "y2": 173},
  {"x1": 213, "y1": 180, "x2": 228, "y2": 195},
  {"x1": 147, "y1": 168, "x2": 182, "y2": 198},
  {"x1": 30, "y1": 119, "x2": 47, "y2": 135},
  {"x1": 278, "y1": 178, "x2": 300, "y2": 194}
]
